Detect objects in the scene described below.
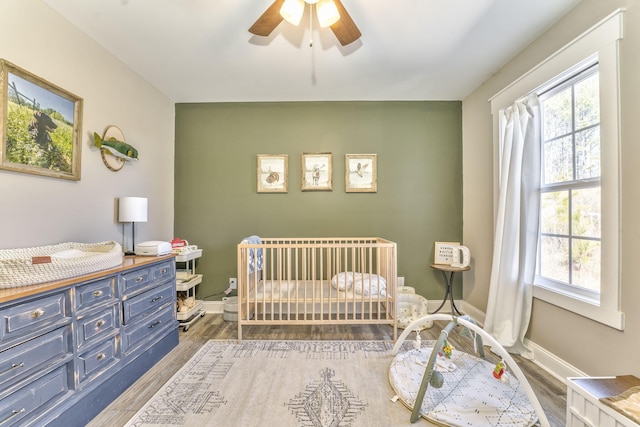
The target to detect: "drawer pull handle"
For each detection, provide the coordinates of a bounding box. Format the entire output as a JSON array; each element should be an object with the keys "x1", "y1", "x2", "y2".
[
  {"x1": 148, "y1": 320, "x2": 161, "y2": 329},
  {"x1": 96, "y1": 320, "x2": 106, "y2": 328},
  {"x1": 135, "y1": 276, "x2": 144, "y2": 283},
  {"x1": 96, "y1": 353, "x2": 106, "y2": 361},
  {"x1": 0, "y1": 408, "x2": 25, "y2": 424},
  {"x1": 0, "y1": 362, "x2": 24, "y2": 375},
  {"x1": 31, "y1": 309, "x2": 45, "y2": 319},
  {"x1": 160, "y1": 268, "x2": 167, "y2": 274},
  {"x1": 93, "y1": 290, "x2": 104, "y2": 297},
  {"x1": 150, "y1": 296, "x2": 164, "y2": 303}
]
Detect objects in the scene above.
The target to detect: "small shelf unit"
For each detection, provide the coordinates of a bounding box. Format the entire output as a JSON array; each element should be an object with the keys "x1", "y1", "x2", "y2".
[{"x1": 175, "y1": 249, "x2": 205, "y2": 331}]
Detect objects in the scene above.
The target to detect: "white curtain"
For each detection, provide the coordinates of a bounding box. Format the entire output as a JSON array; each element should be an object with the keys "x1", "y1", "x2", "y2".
[{"x1": 485, "y1": 95, "x2": 541, "y2": 359}]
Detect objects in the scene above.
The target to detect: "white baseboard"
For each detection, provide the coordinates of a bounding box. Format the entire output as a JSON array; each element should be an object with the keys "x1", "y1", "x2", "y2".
[
  {"x1": 424, "y1": 299, "x2": 485, "y2": 325},
  {"x1": 525, "y1": 339, "x2": 587, "y2": 382},
  {"x1": 459, "y1": 301, "x2": 486, "y2": 325},
  {"x1": 204, "y1": 300, "x2": 224, "y2": 313},
  {"x1": 203, "y1": 297, "x2": 580, "y2": 382}
]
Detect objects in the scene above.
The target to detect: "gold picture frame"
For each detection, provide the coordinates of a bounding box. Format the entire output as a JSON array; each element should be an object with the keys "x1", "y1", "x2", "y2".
[
  {"x1": 345, "y1": 154, "x2": 377, "y2": 193},
  {"x1": 434, "y1": 241, "x2": 460, "y2": 265},
  {"x1": 301, "y1": 152, "x2": 332, "y2": 191},
  {"x1": 257, "y1": 154, "x2": 288, "y2": 193},
  {"x1": 0, "y1": 59, "x2": 83, "y2": 180}
]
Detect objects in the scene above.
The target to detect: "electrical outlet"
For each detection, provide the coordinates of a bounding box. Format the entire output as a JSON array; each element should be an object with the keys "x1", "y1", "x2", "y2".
[
  {"x1": 229, "y1": 278, "x2": 237, "y2": 289},
  {"x1": 397, "y1": 277, "x2": 405, "y2": 286}
]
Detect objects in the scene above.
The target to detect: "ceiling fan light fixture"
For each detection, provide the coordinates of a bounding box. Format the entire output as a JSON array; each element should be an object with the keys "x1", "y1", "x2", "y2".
[
  {"x1": 316, "y1": 0, "x2": 340, "y2": 27},
  {"x1": 280, "y1": 0, "x2": 305, "y2": 25}
]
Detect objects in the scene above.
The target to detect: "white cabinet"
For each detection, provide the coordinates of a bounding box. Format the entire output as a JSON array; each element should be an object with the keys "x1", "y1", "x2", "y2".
[
  {"x1": 175, "y1": 249, "x2": 205, "y2": 331},
  {"x1": 567, "y1": 376, "x2": 640, "y2": 427}
]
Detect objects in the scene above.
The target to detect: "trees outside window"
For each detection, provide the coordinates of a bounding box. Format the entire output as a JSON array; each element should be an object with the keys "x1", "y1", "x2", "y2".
[{"x1": 538, "y1": 66, "x2": 601, "y2": 296}]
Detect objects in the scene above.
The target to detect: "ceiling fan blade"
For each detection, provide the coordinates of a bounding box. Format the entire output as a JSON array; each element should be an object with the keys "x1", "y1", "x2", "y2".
[
  {"x1": 249, "y1": 0, "x2": 285, "y2": 37},
  {"x1": 330, "y1": 0, "x2": 361, "y2": 46}
]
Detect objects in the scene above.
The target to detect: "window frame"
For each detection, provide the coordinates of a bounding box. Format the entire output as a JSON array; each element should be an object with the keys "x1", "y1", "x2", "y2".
[
  {"x1": 537, "y1": 63, "x2": 601, "y2": 299},
  {"x1": 490, "y1": 9, "x2": 624, "y2": 330}
]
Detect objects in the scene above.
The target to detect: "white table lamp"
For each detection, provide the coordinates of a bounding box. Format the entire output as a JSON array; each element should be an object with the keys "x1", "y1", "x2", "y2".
[{"x1": 118, "y1": 196, "x2": 148, "y2": 256}]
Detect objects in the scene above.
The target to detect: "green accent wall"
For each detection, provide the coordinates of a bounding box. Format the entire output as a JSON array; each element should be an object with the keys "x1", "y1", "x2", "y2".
[{"x1": 174, "y1": 101, "x2": 462, "y2": 301}]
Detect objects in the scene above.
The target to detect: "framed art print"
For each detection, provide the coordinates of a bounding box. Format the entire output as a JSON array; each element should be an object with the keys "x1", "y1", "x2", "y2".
[
  {"x1": 0, "y1": 59, "x2": 83, "y2": 180},
  {"x1": 345, "y1": 154, "x2": 377, "y2": 192},
  {"x1": 257, "y1": 154, "x2": 288, "y2": 193},
  {"x1": 301, "y1": 152, "x2": 332, "y2": 191}
]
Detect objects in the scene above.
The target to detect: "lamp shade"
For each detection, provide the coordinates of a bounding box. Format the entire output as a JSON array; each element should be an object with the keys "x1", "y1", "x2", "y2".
[
  {"x1": 118, "y1": 197, "x2": 148, "y2": 223},
  {"x1": 280, "y1": 0, "x2": 305, "y2": 25},
  {"x1": 316, "y1": 0, "x2": 340, "y2": 27}
]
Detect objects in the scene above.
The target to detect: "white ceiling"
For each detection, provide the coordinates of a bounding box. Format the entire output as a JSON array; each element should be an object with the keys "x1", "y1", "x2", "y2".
[{"x1": 43, "y1": 0, "x2": 581, "y2": 103}]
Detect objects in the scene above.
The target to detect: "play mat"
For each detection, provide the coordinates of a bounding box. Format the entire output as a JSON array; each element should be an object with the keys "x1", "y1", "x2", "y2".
[{"x1": 389, "y1": 314, "x2": 550, "y2": 427}]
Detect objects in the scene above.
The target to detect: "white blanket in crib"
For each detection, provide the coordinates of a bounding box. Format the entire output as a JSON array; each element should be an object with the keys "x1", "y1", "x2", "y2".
[{"x1": 331, "y1": 272, "x2": 387, "y2": 296}]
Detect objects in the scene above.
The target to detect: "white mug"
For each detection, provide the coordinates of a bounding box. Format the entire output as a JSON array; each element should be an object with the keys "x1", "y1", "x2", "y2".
[{"x1": 451, "y1": 245, "x2": 471, "y2": 268}]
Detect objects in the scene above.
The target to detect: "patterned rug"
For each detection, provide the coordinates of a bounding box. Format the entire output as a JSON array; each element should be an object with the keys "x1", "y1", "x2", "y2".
[{"x1": 124, "y1": 340, "x2": 433, "y2": 427}]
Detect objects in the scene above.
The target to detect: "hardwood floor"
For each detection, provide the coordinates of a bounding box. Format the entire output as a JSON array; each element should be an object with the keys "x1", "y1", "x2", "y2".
[{"x1": 88, "y1": 315, "x2": 567, "y2": 426}]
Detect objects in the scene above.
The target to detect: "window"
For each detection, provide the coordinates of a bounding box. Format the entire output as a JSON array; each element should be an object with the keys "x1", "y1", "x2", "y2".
[
  {"x1": 490, "y1": 9, "x2": 624, "y2": 329},
  {"x1": 537, "y1": 64, "x2": 601, "y2": 300}
]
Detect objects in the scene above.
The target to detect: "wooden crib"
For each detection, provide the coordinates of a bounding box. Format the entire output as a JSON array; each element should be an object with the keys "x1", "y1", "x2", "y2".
[{"x1": 237, "y1": 237, "x2": 397, "y2": 341}]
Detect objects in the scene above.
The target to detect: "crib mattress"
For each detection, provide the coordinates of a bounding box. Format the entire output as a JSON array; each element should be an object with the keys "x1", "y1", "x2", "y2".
[
  {"x1": 0, "y1": 241, "x2": 123, "y2": 288},
  {"x1": 389, "y1": 346, "x2": 537, "y2": 427},
  {"x1": 245, "y1": 279, "x2": 389, "y2": 302}
]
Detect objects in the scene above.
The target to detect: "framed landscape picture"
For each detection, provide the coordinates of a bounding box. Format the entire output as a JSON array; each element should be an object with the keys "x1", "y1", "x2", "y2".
[
  {"x1": 257, "y1": 154, "x2": 288, "y2": 193},
  {"x1": 345, "y1": 154, "x2": 377, "y2": 192},
  {"x1": 0, "y1": 59, "x2": 83, "y2": 180},
  {"x1": 301, "y1": 152, "x2": 332, "y2": 191}
]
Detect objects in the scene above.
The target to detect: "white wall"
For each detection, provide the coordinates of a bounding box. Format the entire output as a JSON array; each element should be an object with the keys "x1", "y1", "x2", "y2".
[
  {"x1": 0, "y1": 0, "x2": 174, "y2": 250},
  {"x1": 463, "y1": 0, "x2": 640, "y2": 376}
]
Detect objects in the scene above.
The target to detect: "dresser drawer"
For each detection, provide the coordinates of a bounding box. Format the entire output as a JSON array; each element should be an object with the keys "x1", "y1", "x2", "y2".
[
  {"x1": 0, "y1": 293, "x2": 69, "y2": 344},
  {"x1": 121, "y1": 260, "x2": 174, "y2": 295},
  {"x1": 151, "y1": 260, "x2": 175, "y2": 285},
  {"x1": 76, "y1": 304, "x2": 118, "y2": 350},
  {"x1": 121, "y1": 304, "x2": 176, "y2": 357},
  {"x1": 76, "y1": 276, "x2": 116, "y2": 312},
  {"x1": 122, "y1": 282, "x2": 174, "y2": 324},
  {"x1": 120, "y1": 268, "x2": 151, "y2": 295},
  {"x1": 0, "y1": 327, "x2": 70, "y2": 390},
  {"x1": 0, "y1": 365, "x2": 69, "y2": 427},
  {"x1": 77, "y1": 336, "x2": 119, "y2": 384}
]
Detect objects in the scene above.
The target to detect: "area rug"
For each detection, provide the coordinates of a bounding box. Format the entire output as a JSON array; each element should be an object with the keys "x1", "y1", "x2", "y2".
[{"x1": 124, "y1": 340, "x2": 433, "y2": 427}]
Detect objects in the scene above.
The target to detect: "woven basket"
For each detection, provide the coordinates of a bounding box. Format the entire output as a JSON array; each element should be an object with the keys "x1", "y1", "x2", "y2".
[{"x1": 0, "y1": 241, "x2": 123, "y2": 289}]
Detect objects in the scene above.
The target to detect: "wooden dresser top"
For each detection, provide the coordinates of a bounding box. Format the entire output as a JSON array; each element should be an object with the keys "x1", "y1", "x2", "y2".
[{"x1": 572, "y1": 376, "x2": 640, "y2": 399}]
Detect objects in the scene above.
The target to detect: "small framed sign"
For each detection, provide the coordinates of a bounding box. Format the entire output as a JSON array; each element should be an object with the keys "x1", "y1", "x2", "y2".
[{"x1": 434, "y1": 242, "x2": 460, "y2": 265}]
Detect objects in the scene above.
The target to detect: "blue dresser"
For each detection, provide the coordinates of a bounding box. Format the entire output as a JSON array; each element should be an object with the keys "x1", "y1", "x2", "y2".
[{"x1": 0, "y1": 255, "x2": 179, "y2": 427}]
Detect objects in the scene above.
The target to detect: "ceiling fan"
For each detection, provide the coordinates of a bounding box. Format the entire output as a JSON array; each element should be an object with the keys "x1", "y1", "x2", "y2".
[{"x1": 249, "y1": 0, "x2": 361, "y2": 46}]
